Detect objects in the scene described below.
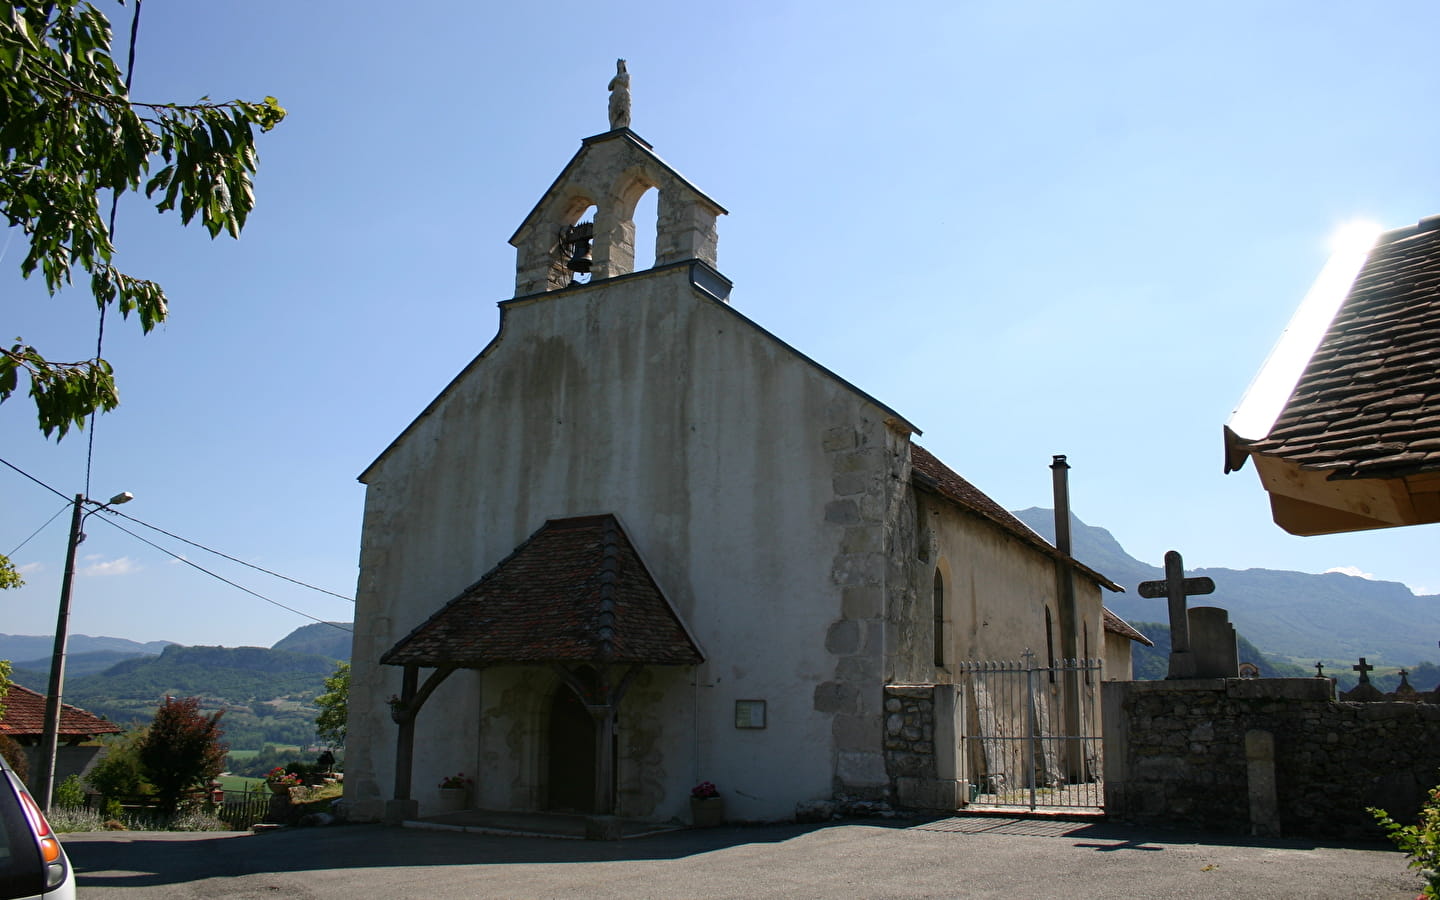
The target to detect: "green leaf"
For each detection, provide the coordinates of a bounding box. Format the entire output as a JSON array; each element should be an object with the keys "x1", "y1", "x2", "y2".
[{"x1": 0, "y1": 0, "x2": 282, "y2": 439}]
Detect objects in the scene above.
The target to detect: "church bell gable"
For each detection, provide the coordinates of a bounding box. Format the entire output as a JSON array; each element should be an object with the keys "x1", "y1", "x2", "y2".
[{"x1": 508, "y1": 62, "x2": 727, "y2": 297}]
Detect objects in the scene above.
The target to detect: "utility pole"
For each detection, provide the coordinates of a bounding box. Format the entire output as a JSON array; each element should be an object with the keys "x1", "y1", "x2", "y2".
[{"x1": 36, "y1": 490, "x2": 131, "y2": 811}]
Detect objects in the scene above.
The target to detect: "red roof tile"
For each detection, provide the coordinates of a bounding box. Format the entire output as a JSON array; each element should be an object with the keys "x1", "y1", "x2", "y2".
[
  {"x1": 0, "y1": 683, "x2": 122, "y2": 739},
  {"x1": 1103, "y1": 608, "x2": 1154, "y2": 646},
  {"x1": 1248, "y1": 217, "x2": 1440, "y2": 479},
  {"x1": 382, "y1": 515, "x2": 703, "y2": 668}
]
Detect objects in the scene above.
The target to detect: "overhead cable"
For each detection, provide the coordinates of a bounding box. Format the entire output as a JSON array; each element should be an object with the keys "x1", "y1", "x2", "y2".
[
  {"x1": 109, "y1": 508, "x2": 354, "y2": 602},
  {"x1": 7, "y1": 502, "x2": 72, "y2": 557},
  {"x1": 91, "y1": 515, "x2": 352, "y2": 635}
]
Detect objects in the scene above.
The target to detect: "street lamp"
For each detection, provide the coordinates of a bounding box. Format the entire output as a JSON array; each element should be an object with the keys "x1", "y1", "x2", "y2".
[{"x1": 36, "y1": 491, "x2": 133, "y2": 811}]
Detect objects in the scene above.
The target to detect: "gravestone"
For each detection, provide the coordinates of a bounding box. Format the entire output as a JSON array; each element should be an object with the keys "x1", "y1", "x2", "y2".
[
  {"x1": 1340, "y1": 658, "x2": 1386, "y2": 702},
  {"x1": 1189, "y1": 606, "x2": 1239, "y2": 678}
]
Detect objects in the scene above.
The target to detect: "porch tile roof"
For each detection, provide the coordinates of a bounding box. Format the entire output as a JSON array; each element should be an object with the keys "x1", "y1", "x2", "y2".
[
  {"x1": 0, "y1": 683, "x2": 122, "y2": 740},
  {"x1": 1246, "y1": 217, "x2": 1440, "y2": 479},
  {"x1": 381, "y1": 514, "x2": 703, "y2": 668}
]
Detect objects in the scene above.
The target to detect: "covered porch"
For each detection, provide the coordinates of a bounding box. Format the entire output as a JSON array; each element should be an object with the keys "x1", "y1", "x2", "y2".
[{"x1": 377, "y1": 514, "x2": 704, "y2": 836}]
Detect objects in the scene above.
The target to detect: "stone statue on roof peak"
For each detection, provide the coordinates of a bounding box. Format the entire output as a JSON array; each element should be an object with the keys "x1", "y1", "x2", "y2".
[{"x1": 608, "y1": 59, "x2": 631, "y2": 131}]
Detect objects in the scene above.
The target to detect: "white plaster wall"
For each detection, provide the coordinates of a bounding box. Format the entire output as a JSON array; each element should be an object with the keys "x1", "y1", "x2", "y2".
[
  {"x1": 347, "y1": 265, "x2": 895, "y2": 822},
  {"x1": 1104, "y1": 631, "x2": 1134, "y2": 681},
  {"x1": 913, "y1": 498, "x2": 1106, "y2": 675}
]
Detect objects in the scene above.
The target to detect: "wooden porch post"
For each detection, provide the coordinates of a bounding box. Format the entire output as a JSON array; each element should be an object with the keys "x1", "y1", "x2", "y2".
[
  {"x1": 592, "y1": 703, "x2": 617, "y2": 816},
  {"x1": 385, "y1": 665, "x2": 420, "y2": 824}
]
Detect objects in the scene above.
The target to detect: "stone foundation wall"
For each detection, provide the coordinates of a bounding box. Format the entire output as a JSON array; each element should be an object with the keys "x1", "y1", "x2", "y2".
[
  {"x1": 882, "y1": 684, "x2": 961, "y2": 810},
  {"x1": 1104, "y1": 678, "x2": 1440, "y2": 839}
]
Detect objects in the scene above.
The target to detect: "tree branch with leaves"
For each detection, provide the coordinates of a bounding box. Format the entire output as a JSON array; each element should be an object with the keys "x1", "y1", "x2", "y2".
[
  {"x1": 0, "y1": 0, "x2": 285, "y2": 437},
  {"x1": 315, "y1": 661, "x2": 348, "y2": 749}
]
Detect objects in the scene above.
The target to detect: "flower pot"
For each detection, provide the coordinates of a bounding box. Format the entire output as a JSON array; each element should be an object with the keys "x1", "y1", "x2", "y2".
[
  {"x1": 267, "y1": 782, "x2": 292, "y2": 796},
  {"x1": 690, "y1": 796, "x2": 724, "y2": 827},
  {"x1": 436, "y1": 787, "x2": 469, "y2": 813}
]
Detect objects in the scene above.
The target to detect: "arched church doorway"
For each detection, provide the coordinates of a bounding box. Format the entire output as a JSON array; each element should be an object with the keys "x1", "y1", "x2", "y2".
[{"x1": 546, "y1": 683, "x2": 596, "y2": 812}]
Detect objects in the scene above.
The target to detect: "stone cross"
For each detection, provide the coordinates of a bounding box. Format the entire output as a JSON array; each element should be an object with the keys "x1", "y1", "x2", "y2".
[
  {"x1": 1136, "y1": 550, "x2": 1216, "y2": 679},
  {"x1": 1315, "y1": 662, "x2": 1325, "y2": 677},
  {"x1": 1353, "y1": 657, "x2": 1374, "y2": 685}
]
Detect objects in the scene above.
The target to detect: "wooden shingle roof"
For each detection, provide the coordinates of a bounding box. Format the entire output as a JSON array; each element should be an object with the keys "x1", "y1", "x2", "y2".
[
  {"x1": 382, "y1": 515, "x2": 703, "y2": 668},
  {"x1": 1244, "y1": 217, "x2": 1440, "y2": 480},
  {"x1": 0, "y1": 683, "x2": 122, "y2": 740}
]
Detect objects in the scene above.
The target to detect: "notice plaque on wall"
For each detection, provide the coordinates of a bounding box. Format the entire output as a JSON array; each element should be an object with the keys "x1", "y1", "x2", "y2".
[{"x1": 734, "y1": 699, "x2": 767, "y2": 729}]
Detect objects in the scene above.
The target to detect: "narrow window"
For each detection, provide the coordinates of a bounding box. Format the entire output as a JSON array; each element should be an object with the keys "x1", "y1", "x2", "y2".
[
  {"x1": 932, "y1": 570, "x2": 945, "y2": 667},
  {"x1": 1045, "y1": 607, "x2": 1056, "y2": 683},
  {"x1": 633, "y1": 187, "x2": 658, "y2": 270}
]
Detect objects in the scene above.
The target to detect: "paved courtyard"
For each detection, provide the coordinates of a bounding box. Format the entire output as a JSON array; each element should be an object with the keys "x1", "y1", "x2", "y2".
[{"x1": 62, "y1": 816, "x2": 1423, "y2": 899}]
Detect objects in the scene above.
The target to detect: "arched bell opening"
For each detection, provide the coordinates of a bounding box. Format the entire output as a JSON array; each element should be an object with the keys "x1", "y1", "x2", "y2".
[{"x1": 552, "y1": 199, "x2": 598, "y2": 289}]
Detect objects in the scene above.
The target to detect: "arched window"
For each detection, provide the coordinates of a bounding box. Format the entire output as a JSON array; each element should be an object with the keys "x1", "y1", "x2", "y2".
[
  {"x1": 932, "y1": 569, "x2": 945, "y2": 667},
  {"x1": 632, "y1": 187, "x2": 658, "y2": 271},
  {"x1": 1045, "y1": 607, "x2": 1056, "y2": 683}
]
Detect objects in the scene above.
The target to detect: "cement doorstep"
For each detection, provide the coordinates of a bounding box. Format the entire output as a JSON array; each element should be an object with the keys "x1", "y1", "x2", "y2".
[{"x1": 403, "y1": 809, "x2": 683, "y2": 840}]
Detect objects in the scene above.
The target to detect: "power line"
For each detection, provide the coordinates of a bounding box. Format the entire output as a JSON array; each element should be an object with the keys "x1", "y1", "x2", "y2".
[
  {"x1": 0, "y1": 457, "x2": 70, "y2": 503},
  {"x1": 91, "y1": 515, "x2": 352, "y2": 635},
  {"x1": 109, "y1": 508, "x2": 354, "y2": 602},
  {"x1": 0, "y1": 455, "x2": 355, "y2": 627},
  {"x1": 7, "y1": 502, "x2": 72, "y2": 557}
]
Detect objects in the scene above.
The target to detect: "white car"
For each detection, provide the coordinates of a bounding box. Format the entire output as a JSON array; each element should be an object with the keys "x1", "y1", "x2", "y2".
[{"x1": 0, "y1": 754, "x2": 75, "y2": 899}]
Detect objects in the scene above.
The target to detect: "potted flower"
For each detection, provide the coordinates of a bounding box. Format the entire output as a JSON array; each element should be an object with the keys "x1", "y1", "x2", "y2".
[
  {"x1": 690, "y1": 780, "x2": 724, "y2": 827},
  {"x1": 436, "y1": 772, "x2": 473, "y2": 813},
  {"x1": 264, "y1": 766, "x2": 302, "y2": 796}
]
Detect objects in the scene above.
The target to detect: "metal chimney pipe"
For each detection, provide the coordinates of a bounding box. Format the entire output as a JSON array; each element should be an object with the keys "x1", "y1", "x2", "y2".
[{"x1": 1050, "y1": 455, "x2": 1072, "y2": 556}]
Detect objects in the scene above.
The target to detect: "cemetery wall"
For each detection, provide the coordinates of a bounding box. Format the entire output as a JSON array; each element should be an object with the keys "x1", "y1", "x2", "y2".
[{"x1": 1103, "y1": 678, "x2": 1440, "y2": 839}]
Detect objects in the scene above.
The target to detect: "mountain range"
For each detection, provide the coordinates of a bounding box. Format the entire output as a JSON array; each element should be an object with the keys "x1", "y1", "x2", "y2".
[
  {"x1": 1, "y1": 624, "x2": 352, "y2": 750},
  {"x1": 1013, "y1": 507, "x2": 1440, "y2": 667}
]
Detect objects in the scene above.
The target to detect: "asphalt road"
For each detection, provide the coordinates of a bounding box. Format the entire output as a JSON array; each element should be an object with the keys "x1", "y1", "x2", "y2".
[{"x1": 61, "y1": 817, "x2": 1423, "y2": 899}]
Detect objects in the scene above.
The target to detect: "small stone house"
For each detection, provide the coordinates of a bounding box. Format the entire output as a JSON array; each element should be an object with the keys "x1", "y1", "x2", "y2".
[
  {"x1": 344, "y1": 94, "x2": 1141, "y2": 826},
  {"x1": 0, "y1": 683, "x2": 121, "y2": 787}
]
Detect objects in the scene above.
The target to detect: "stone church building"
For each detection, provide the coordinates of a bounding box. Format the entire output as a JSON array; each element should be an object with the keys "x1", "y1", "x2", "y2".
[{"x1": 344, "y1": 78, "x2": 1141, "y2": 826}]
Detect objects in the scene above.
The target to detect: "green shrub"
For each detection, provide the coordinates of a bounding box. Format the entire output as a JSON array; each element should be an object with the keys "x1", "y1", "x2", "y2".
[
  {"x1": 1371, "y1": 781, "x2": 1440, "y2": 898},
  {"x1": 53, "y1": 775, "x2": 85, "y2": 809},
  {"x1": 87, "y1": 731, "x2": 149, "y2": 802}
]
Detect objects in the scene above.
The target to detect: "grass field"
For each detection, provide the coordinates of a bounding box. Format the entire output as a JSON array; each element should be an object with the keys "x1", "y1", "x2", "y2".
[
  {"x1": 226, "y1": 746, "x2": 304, "y2": 762},
  {"x1": 217, "y1": 775, "x2": 265, "y2": 793}
]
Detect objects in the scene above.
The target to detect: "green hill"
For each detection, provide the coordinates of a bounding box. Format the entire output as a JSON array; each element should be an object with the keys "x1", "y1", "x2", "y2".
[
  {"x1": 271, "y1": 622, "x2": 352, "y2": 660},
  {"x1": 1127, "y1": 621, "x2": 1310, "y2": 680},
  {"x1": 8, "y1": 641, "x2": 345, "y2": 751}
]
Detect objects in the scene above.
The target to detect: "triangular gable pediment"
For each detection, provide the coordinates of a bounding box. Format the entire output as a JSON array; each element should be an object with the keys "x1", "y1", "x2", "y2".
[
  {"x1": 382, "y1": 514, "x2": 703, "y2": 668},
  {"x1": 508, "y1": 128, "x2": 726, "y2": 247}
]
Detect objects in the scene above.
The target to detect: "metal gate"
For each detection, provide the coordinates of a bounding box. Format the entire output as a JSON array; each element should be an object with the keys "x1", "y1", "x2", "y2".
[{"x1": 955, "y1": 651, "x2": 1103, "y2": 811}]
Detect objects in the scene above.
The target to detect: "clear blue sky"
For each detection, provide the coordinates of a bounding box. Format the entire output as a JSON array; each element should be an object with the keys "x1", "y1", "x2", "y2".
[{"x1": 5, "y1": 0, "x2": 1440, "y2": 649}]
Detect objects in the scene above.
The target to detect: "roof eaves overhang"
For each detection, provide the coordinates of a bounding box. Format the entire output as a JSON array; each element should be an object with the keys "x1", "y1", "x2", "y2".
[
  {"x1": 1103, "y1": 608, "x2": 1154, "y2": 646},
  {"x1": 1241, "y1": 448, "x2": 1440, "y2": 536}
]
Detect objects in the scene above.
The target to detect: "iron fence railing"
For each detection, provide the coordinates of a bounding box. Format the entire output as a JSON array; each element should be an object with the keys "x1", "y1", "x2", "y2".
[{"x1": 955, "y1": 651, "x2": 1104, "y2": 811}]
